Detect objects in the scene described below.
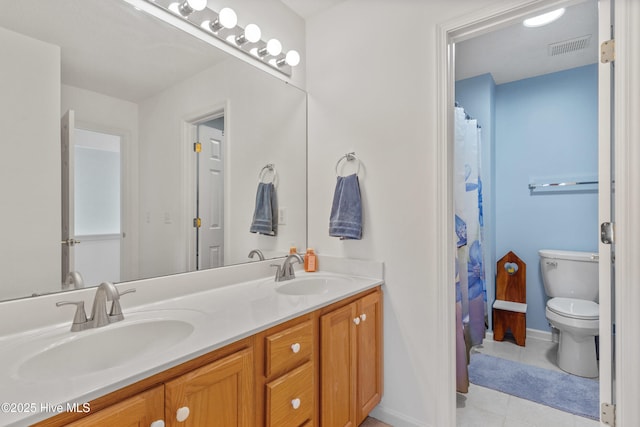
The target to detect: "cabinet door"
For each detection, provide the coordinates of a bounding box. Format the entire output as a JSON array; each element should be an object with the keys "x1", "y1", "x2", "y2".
[
  {"x1": 165, "y1": 348, "x2": 254, "y2": 427},
  {"x1": 356, "y1": 291, "x2": 383, "y2": 425},
  {"x1": 65, "y1": 385, "x2": 164, "y2": 427},
  {"x1": 320, "y1": 303, "x2": 357, "y2": 427}
]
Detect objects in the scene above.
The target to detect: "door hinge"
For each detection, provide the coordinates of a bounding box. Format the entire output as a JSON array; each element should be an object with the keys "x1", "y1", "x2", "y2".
[
  {"x1": 193, "y1": 217, "x2": 201, "y2": 228},
  {"x1": 601, "y1": 222, "x2": 614, "y2": 244},
  {"x1": 601, "y1": 39, "x2": 615, "y2": 63},
  {"x1": 601, "y1": 402, "x2": 616, "y2": 426},
  {"x1": 193, "y1": 142, "x2": 202, "y2": 153}
]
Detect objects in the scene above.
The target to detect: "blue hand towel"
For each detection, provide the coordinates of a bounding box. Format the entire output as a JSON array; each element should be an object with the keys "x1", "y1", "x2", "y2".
[
  {"x1": 329, "y1": 173, "x2": 362, "y2": 240},
  {"x1": 250, "y1": 182, "x2": 278, "y2": 236}
]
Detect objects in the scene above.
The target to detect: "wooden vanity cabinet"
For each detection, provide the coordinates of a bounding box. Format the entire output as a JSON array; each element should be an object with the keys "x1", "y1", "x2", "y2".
[
  {"x1": 33, "y1": 338, "x2": 254, "y2": 427},
  {"x1": 164, "y1": 347, "x2": 254, "y2": 427},
  {"x1": 256, "y1": 316, "x2": 316, "y2": 427},
  {"x1": 320, "y1": 289, "x2": 383, "y2": 427},
  {"x1": 64, "y1": 385, "x2": 164, "y2": 427},
  {"x1": 33, "y1": 287, "x2": 382, "y2": 427}
]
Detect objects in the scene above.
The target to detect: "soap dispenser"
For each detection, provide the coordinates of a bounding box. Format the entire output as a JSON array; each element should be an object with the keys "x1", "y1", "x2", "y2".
[{"x1": 304, "y1": 248, "x2": 317, "y2": 272}]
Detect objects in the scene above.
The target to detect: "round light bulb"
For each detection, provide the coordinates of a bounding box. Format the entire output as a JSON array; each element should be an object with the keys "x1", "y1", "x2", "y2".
[
  {"x1": 285, "y1": 50, "x2": 300, "y2": 67},
  {"x1": 218, "y1": 7, "x2": 237, "y2": 29},
  {"x1": 266, "y1": 39, "x2": 283, "y2": 56},
  {"x1": 186, "y1": 0, "x2": 207, "y2": 11},
  {"x1": 244, "y1": 24, "x2": 261, "y2": 43}
]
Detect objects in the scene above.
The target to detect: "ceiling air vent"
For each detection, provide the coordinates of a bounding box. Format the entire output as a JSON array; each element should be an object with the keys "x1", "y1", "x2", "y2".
[{"x1": 548, "y1": 35, "x2": 592, "y2": 56}]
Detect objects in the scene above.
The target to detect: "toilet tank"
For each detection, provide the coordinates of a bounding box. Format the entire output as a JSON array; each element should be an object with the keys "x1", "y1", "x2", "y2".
[{"x1": 539, "y1": 249, "x2": 599, "y2": 301}]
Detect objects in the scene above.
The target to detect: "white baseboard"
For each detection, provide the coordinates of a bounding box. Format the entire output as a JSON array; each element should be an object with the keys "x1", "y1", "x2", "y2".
[{"x1": 369, "y1": 405, "x2": 430, "y2": 427}]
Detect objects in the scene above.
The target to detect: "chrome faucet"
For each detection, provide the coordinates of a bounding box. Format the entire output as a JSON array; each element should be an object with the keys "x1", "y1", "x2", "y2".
[
  {"x1": 271, "y1": 253, "x2": 304, "y2": 282},
  {"x1": 248, "y1": 249, "x2": 265, "y2": 261},
  {"x1": 56, "y1": 282, "x2": 136, "y2": 332}
]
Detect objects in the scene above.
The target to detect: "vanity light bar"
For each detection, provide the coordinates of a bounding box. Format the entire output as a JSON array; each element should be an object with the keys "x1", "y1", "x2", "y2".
[{"x1": 145, "y1": 0, "x2": 299, "y2": 76}]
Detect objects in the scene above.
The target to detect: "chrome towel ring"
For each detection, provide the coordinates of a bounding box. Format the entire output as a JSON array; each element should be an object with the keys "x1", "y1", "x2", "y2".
[
  {"x1": 335, "y1": 152, "x2": 360, "y2": 177},
  {"x1": 258, "y1": 163, "x2": 278, "y2": 185}
]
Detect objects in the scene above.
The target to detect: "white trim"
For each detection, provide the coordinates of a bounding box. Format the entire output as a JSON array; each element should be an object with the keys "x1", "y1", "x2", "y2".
[
  {"x1": 369, "y1": 405, "x2": 430, "y2": 427},
  {"x1": 435, "y1": 1, "x2": 616, "y2": 426},
  {"x1": 613, "y1": 1, "x2": 640, "y2": 425}
]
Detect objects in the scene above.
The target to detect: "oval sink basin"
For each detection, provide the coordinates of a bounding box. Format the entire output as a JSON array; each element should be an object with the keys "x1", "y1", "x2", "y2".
[
  {"x1": 18, "y1": 318, "x2": 194, "y2": 381},
  {"x1": 275, "y1": 276, "x2": 351, "y2": 296}
]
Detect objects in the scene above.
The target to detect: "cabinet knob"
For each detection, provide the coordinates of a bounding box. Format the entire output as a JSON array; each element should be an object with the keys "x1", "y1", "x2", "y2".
[
  {"x1": 176, "y1": 406, "x2": 190, "y2": 422},
  {"x1": 150, "y1": 421, "x2": 165, "y2": 427},
  {"x1": 291, "y1": 398, "x2": 301, "y2": 410},
  {"x1": 291, "y1": 342, "x2": 301, "y2": 353},
  {"x1": 353, "y1": 317, "x2": 361, "y2": 325},
  {"x1": 360, "y1": 313, "x2": 367, "y2": 322}
]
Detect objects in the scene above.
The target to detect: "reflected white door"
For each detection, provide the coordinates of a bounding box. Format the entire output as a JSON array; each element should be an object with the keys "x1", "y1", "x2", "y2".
[
  {"x1": 196, "y1": 123, "x2": 224, "y2": 269},
  {"x1": 73, "y1": 128, "x2": 122, "y2": 286},
  {"x1": 61, "y1": 110, "x2": 76, "y2": 285},
  {"x1": 61, "y1": 115, "x2": 122, "y2": 287}
]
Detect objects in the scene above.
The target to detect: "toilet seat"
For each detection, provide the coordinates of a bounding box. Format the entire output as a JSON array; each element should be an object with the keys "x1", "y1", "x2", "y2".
[{"x1": 547, "y1": 297, "x2": 599, "y2": 320}]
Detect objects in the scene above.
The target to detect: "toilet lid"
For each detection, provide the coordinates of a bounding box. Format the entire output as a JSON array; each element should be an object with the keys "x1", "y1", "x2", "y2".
[{"x1": 547, "y1": 297, "x2": 599, "y2": 320}]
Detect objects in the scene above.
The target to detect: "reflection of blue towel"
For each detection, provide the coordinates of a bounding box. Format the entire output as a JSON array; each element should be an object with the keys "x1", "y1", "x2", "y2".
[
  {"x1": 329, "y1": 173, "x2": 362, "y2": 240},
  {"x1": 250, "y1": 182, "x2": 277, "y2": 236}
]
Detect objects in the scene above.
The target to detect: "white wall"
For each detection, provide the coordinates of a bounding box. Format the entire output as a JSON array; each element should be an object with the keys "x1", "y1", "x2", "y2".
[
  {"x1": 137, "y1": 58, "x2": 306, "y2": 278},
  {"x1": 0, "y1": 26, "x2": 60, "y2": 299},
  {"x1": 305, "y1": 1, "x2": 523, "y2": 425}
]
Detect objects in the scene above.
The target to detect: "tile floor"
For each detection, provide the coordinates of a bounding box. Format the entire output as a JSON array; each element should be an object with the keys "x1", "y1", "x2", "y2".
[{"x1": 456, "y1": 335, "x2": 601, "y2": 427}]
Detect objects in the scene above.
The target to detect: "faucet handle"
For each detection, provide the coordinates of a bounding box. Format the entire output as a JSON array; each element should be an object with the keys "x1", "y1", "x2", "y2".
[
  {"x1": 271, "y1": 264, "x2": 283, "y2": 281},
  {"x1": 56, "y1": 301, "x2": 88, "y2": 326},
  {"x1": 109, "y1": 288, "x2": 136, "y2": 320}
]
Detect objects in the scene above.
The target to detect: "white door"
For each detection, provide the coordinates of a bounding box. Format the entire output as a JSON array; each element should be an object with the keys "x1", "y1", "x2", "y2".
[
  {"x1": 196, "y1": 123, "x2": 224, "y2": 269},
  {"x1": 61, "y1": 110, "x2": 76, "y2": 286},
  {"x1": 597, "y1": 0, "x2": 615, "y2": 422},
  {"x1": 73, "y1": 128, "x2": 122, "y2": 286}
]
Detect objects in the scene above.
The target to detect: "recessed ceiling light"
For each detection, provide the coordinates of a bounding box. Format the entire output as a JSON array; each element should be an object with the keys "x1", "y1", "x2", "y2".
[{"x1": 523, "y1": 8, "x2": 565, "y2": 28}]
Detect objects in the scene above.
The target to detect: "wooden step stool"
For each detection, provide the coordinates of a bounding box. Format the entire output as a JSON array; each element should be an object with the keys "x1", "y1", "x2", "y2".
[{"x1": 493, "y1": 251, "x2": 527, "y2": 346}]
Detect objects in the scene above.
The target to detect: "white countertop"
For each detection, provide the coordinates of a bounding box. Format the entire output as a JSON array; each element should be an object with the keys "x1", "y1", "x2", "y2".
[{"x1": 0, "y1": 258, "x2": 383, "y2": 426}]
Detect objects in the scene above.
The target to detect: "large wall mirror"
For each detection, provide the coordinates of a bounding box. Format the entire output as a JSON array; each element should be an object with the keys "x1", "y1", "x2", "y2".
[{"x1": 0, "y1": 0, "x2": 307, "y2": 302}]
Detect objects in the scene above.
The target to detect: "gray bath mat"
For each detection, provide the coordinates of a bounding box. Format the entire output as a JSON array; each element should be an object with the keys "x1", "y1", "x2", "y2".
[{"x1": 468, "y1": 353, "x2": 599, "y2": 420}]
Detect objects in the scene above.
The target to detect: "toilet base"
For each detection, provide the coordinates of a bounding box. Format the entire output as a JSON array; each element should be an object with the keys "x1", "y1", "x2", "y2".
[{"x1": 557, "y1": 331, "x2": 599, "y2": 378}]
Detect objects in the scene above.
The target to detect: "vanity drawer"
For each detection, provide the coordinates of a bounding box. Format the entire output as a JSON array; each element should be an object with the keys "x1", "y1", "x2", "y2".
[
  {"x1": 266, "y1": 361, "x2": 314, "y2": 427},
  {"x1": 265, "y1": 320, "x2": 312, "y2": 377}
]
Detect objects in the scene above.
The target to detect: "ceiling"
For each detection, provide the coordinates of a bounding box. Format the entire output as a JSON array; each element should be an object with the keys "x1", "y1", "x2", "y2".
[
  {"x1": 279, "y1": 0, "x2": 346, "y2": 19},
  {"x1": 0, "y1": 0, "x2": 599, "y2": 102},
  {"x1": 455, "y1": 0, "x2": 598, "y2": 84},
  {"x1": 280, "y1": 0, "x2": 598, "y2": 85},
  {"x1": 0, "y1": 0, "x2": 228, "y2": 103}
]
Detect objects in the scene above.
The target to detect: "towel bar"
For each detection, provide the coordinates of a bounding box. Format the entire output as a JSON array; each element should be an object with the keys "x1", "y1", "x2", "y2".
[
  {"x1": 258, "y1": 163, "x2": 278, "y2": 184},
  {"x1": 335, "y1": 152, "x2": 361, "y2": 177}
]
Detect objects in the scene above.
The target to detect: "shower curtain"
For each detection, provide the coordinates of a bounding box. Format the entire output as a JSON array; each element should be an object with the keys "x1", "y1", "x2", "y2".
[{"x1": 454, "y1": 105, "x2": 486, "y2": 393}]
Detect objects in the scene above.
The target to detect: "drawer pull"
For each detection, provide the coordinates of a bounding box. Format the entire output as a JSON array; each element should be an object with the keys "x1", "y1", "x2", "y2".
[
  {"x1": 291, "y1": 398, "x2": 301, "y2": 410},
  {"x1": 291, "y1": 342, "x2": 301, "y2": 353},
  {"x1": 360, "y1": 313, "x2": 367, "y2": 322},
  {"x1": 150, "y1": 421, "x2": 165, "y2": 427},
  {"x1": 176, "y1": 406, "x2": 190, "y2": 422},
  {"x1": 353, "y1": 317, "x2": 361, "y2": 325}
]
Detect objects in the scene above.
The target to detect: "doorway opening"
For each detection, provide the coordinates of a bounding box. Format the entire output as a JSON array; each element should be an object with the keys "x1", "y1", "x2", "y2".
[
  {"x1": 434, "y1": 0, "x2": 614, "y2": 425},
  {"x1": 184, "y1": 108, "x2": 227, "y2": 272}
]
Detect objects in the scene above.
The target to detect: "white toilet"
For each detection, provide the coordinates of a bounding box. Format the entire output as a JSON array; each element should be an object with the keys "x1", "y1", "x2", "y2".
[{"x1": 539, "y1": 249, "x2": 599, "y2": 378}]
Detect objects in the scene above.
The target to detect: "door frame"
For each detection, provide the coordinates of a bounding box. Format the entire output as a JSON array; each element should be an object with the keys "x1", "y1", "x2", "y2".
[
  {"x1": 182, "y1": 102, "x2": 230, "y2": 271},
  {"x1": 435, "y1": 0, "x2": 638, "y2": 425}
]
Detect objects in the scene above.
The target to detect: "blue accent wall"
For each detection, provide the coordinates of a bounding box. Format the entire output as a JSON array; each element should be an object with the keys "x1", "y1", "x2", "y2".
[
  {"x1": 495, "y1": 64, "x2": 598, "y2": 332},
  {"x1": 457, "y1": 64, "x2": 598, "y2": 333}
]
